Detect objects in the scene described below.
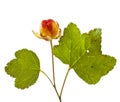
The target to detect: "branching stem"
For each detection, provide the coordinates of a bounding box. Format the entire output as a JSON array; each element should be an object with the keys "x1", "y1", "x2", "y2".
[
  {"x1": 41, "y1": 40, "x2": 70, "y2": 102},
  {"x1": 41, "y1": 70, "x2": 60, "y2": 100}
]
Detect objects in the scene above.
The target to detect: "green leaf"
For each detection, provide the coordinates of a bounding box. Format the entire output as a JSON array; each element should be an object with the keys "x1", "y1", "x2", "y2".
[
  {"x1": 53, "y1": 23, "x2": 116, "y2": 84},
  {"x1": 53, "y1": 23, "x2": 86, "y2": 67},
  {"x1": 85, "y1": 28, "x2": 102, "y2": 55},
  {"x1": 5, "y1": 49, "x2": 40, "y2": 89},
  {"x1": 73, "y1": 53, "x2": 116, "y2": 84}
]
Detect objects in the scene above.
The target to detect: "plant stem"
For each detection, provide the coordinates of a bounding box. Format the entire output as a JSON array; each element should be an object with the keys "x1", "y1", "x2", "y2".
[
  {"x1": 41, "y1": 70, "x2": 53, "y2": 86},
  {"x1": 41, "y1": 70, "x2": 60, "y2": 101},
  {"x1": 50, "y1": 40, "x2": 56, "y2": 86},
  {"x1": 50, "y1": 40, "x2": 61, "y2": 101},
  {"x1": 60, "y1": 67, "x2": 70, "y2": 99},
  {"x1": 44, "y1": 40, "x2": 70, "y2": 102}
]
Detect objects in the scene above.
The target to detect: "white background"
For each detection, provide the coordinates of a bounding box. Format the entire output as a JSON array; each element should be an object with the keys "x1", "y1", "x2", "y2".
[{"x1": 0, "y1": 0, "x2": 120, "y2": 102}]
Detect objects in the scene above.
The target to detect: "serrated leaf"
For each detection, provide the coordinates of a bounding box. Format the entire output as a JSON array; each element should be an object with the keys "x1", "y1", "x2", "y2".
[
  {"x1": 53, "y1": 23, "x2": 116, "y2": 84},
  {"x1": 85, "y1": 28, "x2": 102, "y2": 55},
  {"x1": 73, "y1": 53, "x2": 116, "y2": 84},
  {"x1": 5, "y1": 49, "x2": 40, "y2": 89},
  {"x1": 53, "y1": 23, "x2": 86, "y2": 67}
]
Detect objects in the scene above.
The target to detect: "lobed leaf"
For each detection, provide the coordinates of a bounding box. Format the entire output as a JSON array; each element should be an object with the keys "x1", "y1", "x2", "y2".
[
  {"x1": 5, "y1": 49, "x2": 40, "y2": 89},
  {"x1": 53, "y1": 23, "x2": 116, "y2": 84},
  {"x1": 85, "y1": 28, "x2": 102, "y2": 55},
  {"x1": 53, "y1": 23, "x2": 86, "y2": 67},
  {"x1": 73, "y1": 53, "x2": 116, "y2": 84}
]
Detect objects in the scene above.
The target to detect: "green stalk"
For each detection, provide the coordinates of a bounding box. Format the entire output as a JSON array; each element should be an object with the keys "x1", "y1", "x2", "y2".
[
  {"x1": 60, "y1": 68, "x2": 70, "y2": 99},
  {"x1": 41, "y1": 70, "x2": 60, "y2": 101},
  {"x1": 50, "y1": 40, "x2": 56, "y2": 86}
]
